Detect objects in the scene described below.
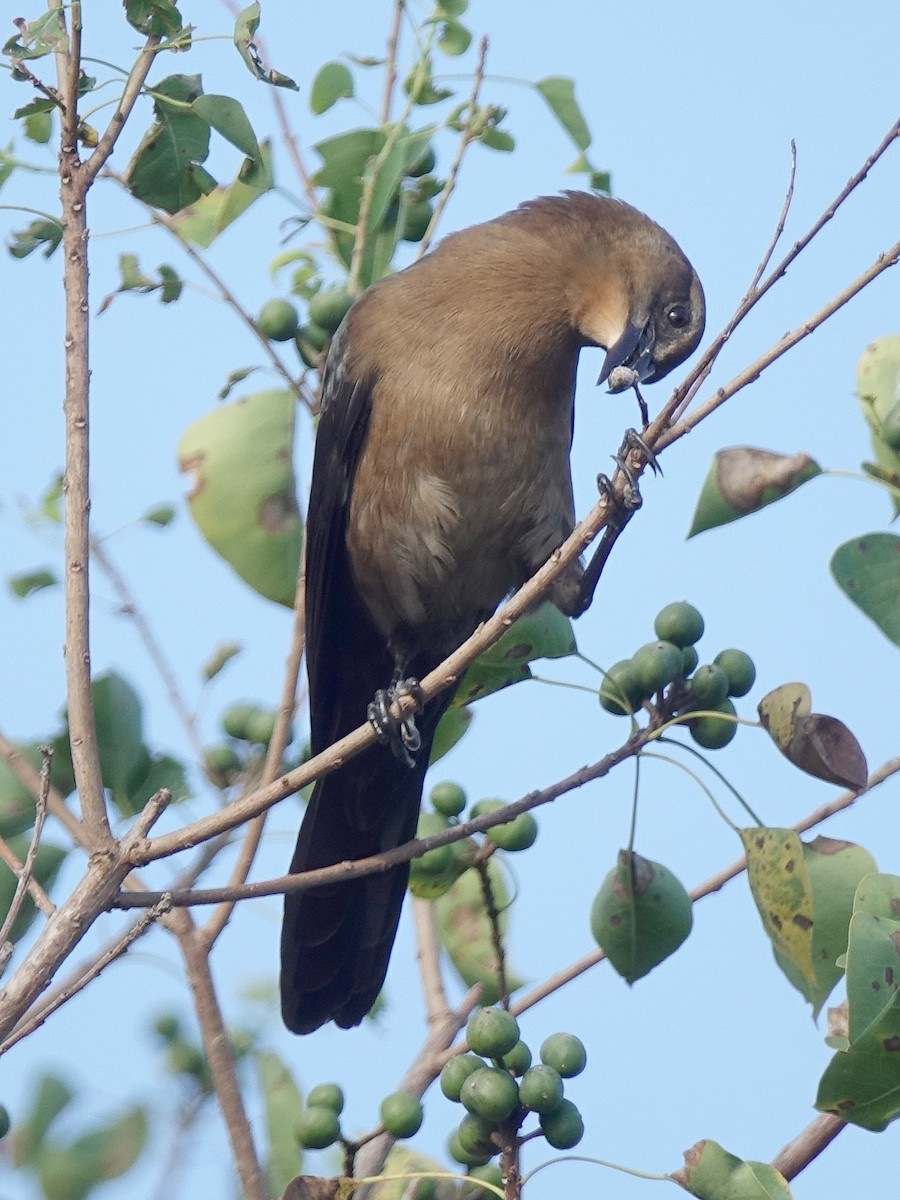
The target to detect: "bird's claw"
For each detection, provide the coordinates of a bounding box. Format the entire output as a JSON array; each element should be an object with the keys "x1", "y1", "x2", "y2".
[
  {"x1": 367, "y1": 678, "x2": 425, "y2": 768},
  {"x1": 619, "y1": 428, "x2": 662, "y2": 476},
  {"x1": 596, "y1": 430, "x2": 661, "y2": 515}
]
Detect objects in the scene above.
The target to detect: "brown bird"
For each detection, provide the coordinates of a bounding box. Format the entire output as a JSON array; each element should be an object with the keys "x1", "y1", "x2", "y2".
[{"x1": 280, "y1": 191, "x2": 705, "y2": 1034}]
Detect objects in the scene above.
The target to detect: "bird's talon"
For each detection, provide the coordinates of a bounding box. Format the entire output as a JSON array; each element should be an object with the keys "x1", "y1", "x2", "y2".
[
  {"x1": 621, "y1": 428, "x2": 662, "y2": 476},
  {"x1": 367, "y1": 679, "x2": 424, "y2": 766}
]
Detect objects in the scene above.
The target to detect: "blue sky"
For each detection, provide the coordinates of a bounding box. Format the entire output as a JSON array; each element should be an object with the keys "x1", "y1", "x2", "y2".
[{"x1": 2, "y1": 1, "x2": 900, "y2": 1197}]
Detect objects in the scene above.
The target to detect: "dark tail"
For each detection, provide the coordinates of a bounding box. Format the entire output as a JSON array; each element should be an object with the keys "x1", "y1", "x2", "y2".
[{"x1": 280, "y1": 696, "x2": 449, "y2": 1034}]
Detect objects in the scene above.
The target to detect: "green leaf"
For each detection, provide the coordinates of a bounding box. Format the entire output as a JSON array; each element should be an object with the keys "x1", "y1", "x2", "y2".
[
  {"x1": 430, "y1": 706, "x2": 473, "y2": 764},
  {"x1": 758, "y1": 684, "x2": 868, "y2": 789},
  {"x1": 171, "y1": 139, "x2": 274, "y2": 248},
  {"x1": 123, "y1": 0, "x2": 183, "y2": 36},
  {"x1": 124, "y1": 74, "x2": 214, "y2": 214},
  {"x1": 3, "y1": 11, "x2": 69, "y2": 62},
  {"x1": 72, "y1": 1107, "x2": 148, "y2": 1181},
  {"x1": 453, "y1": 603, "x2": 576, "y2": 705},
  {"x1": 122, "y1": 753, "x2": 190, "y2": 818},
  {"x1": 771, "y1": 836, "x2": 877, "y2": 1017},
  {"x1": 11, "y1": 1074, "x2": 74, "y2": 1167},
  {"x1": 233, "y1": 3, "x2": 298, "y2": 89},
  {"x1": 740, "y1": 828, "x2": 816, "y2": 991},
  {"x1": 688, "y1": 447, "x2": 822, "y2": 536},
  {"x1": 856, "y1": 335, "x2": 900, "y2": 515},
  {"x1": 202, "y1": 641, "x2": 242, "y2": 681},
  {"x1": 535, "y1": 77, "x2": 591, "y2": 152},
  {"x1": 24, "y1": 110, "x2": 52, "y2": 144},
  {"x1": 437, "y1": 19, "x2": 473, "y2": 56},
  {"x1": 178, "y1": 390, "x2": 301, "y2": 607},
  {"x1": 815, "y1": 878, "x2": 900, "y2": 1130},
  {"x1": 310, "y1": 62, "x2": 354, "y2": 114},
  {"x1": 255, "y1": 1051, "x2": 304, "y2": 1195},
  {"x1": 192, "y1": 94, "x2": 261, "y2": 161},
  {"x1": 479, "y1": 128, "x2": 515, "y2": 152},
  {"x1": 0, "y1": 836, "x2": 67, "y2": 943},
  {"x1": 0, "y1": 742, "x2": 75, "y2": 839},
  {"x1": 674, "y1": 1140, "x2": 792, "y2": 1199},
  {"x1": 369, "y1": 1146, "x2": 452, "y2": 1200},
  {"x1": 8, "y1": 217, "x2": 63, "y2": 260},
  {"x1": 91, "y1": 672, "x2": 147, "y2": 803},
  {"x1": 437, "y1": 0, "x2": 469, "y2": 15},
  {"x1": 589, "y1": 851, "x2": 692, "y2": 983},
  {"x1": 9, "y1": 568, "x2": 57, "y2": 598},
  {"x1": 435, "y1": 860, "x2": 525, "y2": 1004},
  {"x1": 831, "y1": 533, "x2": 900, "y2": 649}
]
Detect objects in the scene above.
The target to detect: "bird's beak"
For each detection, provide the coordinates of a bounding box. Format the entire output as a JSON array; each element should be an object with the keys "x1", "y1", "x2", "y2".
[{"x1": 597, "y1": 319, "x2": 657, "y2": 386}]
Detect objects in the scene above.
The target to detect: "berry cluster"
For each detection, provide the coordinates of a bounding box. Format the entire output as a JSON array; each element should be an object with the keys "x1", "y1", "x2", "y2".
[
  {"x1": 442, "y1": 1008, "x2": 587, "y2": 1181},
  {"x1": 599, "y1": 601, "x2": 755, "y2": 749}
]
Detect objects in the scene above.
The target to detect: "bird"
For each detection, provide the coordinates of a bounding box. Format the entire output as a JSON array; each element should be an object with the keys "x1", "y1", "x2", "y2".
[{"x1": 280, "y1": 191, "x2": 706, "y2": 1034}]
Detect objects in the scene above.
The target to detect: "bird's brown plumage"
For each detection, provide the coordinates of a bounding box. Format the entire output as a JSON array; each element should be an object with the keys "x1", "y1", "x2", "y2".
[{"x1": 281, "y1": 192, "x2": 705, "y2": 1034}]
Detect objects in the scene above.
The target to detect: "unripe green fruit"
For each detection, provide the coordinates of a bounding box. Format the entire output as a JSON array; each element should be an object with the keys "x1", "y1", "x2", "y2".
[
  {"x1": 0, "y1": 1104, "x2": 11, "y2": 1139},
  {"x1": 430, "y1": 780, "x2": 466, "y2": 816},
  {"x1": 687, "y1": 664, "x2": 730, "y2": 708},
  {"x1": 246, "y1": 709, "x2": 277, "y2": 746},
  {"x1": 296, "y1": 1105, "x2": 341, "y2": 1149},
  {"x1": 518, "y1": 1064, "x2": 564, "y2": 1114},
  {"x1": 539, "y1": 1098, "x2": 584, "y2": 1149},
  {"x1": 460, "y1": 1068, "x2": 519, "y2": 1123},
  {"x1": 654, "y1": 601, "x2": 705, "y2": 646},
  {"x1": 713, "y1": 649, "x2": 756, "y2": 697},
  {"x1": 448, "y1": 1129, "x2": 492, "y2": 1167},
  {"x1": 401, "y1": 199, "x2": 433, "y2": 243},
  {"x1": 221, "y1": 702, "x2": 259, "y2": 741},
  {"x1": 456, "y1": 1112, "x2": 496, "y2": 1155},
  {"x1": 407, "y1": 145, "x2": 437, "y2": 177},
  {"x1": 308, "y1": 286, "x2": 354, "y2": 334},
  {"x1": 307, "y1": 1083, "x2": 344, "y2": 1114},
  {"x1": 410, "y1": 811, "x2": 453, "y2": 877},
  {"x1": 204, "y1": 744, "x2": 242, "y2": 787},
  {"x1": 440, "y1": 1054, "x2": 485, "y2": 1101},
  {"x1": 294, "y1": 322, "x2": 330, "y2": 368},
  {"x1": 153, "y1": 1014, "x2": 181, "y2": 1041},
  {"x1": 689, "y1": 698, "x2": 738, "y2": 749},
  {"x1": 466, "y1": 1164, "x2": 504, "y2": 1197},
  {"x1": 539, "y1": 1033, "x2": 587, "y2": 1078},
  {"x1": 467, "y1": 1007, "x2": 520, "y2": 1057},
  {"x1": 500, "y1": 1040, "x2": 532, "y2": 1076},
  {"x1": 380, "y1": 1091, "x2": 424, "y2": 1138},
  {"x1": 632, "y1": 641, "x2": 683, "y2": 694},
  {"x1": 257, "y1": 298, "x2": 299, "y2": 341},
  {"x1": 599, "y1": 659, "x2": 645, "y2": 715},
  {"x1": 681, "y1": 645, "x2": 700, "y2": 675}
]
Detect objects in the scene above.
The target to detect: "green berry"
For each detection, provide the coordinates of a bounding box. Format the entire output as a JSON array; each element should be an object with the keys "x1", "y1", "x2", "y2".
[
  {"x1": 380, "y1": 1092, "x2": 424, "y2": 1138},
  {"x1": 460, "y1": 1068, "x2": 519, "y2": 1123},
  {"x1": 465, "y1": 1163, "x2": 503, "y2": 1197},
  {"x1": 518, "y1": 1064, "x2": 564, "y2": 1115},
  {"x1": 307, "y1": 1083, "x2": 344, "y2": 1114},
  {"x1": 540, "y1": 1033, "x2": 587, "y2": 1079},
  {"x1": 308, "y1": 286, "x2": 354, "y2": 334},
  {"x1": 246, "y1": 708, "x2": 277, "y2": 746},
  {"x1": 713, "y1": 649, "x2": 756, "y2": 697},
  {"x1": 632, "y1": 641, "x2": 683, "y2": 694},
  {"x1": 410, "y1": 811, "x2": 453, "y2": 876},
  {"x1": 221, "y1": 702, "x2": 259, "y2": 741},
  {"x1": 448, "y1": 1128, "x2": 492, "y2": 1167},
  {"x1": 599, "y1": 659, "x2": 645, "y2": 715},
  {"x1": 204, "y1": 744, "x2": 242, "y2": 788},
  {"x1": 654, "y1": 601, "x2": 705, "y2": 646},
  {"x1": 257, "y1": 298, "x2": 299, "y2": 341},
  {"x1": 478, "y1": 806, "x2": 538, "y2": 853},
  {"x1": 0, "y1": 1104, "x2": 11, "y2": 1139},
  {"x1": 294, "y1": 322, "x2": 330, "y2": 368},
  {"x1": 539, "y1": 1098, "x2": 584, "y2": 1149},
  {"x1": 407, "y1": 145, "x2": 437, "y2": 177},
  {"x1": 466, "y1": 1007, "x2": 520, "y2": 1058},
  {"x1": 430, "y1": 780, "x2": 466, "y2": 817},
  {"x1": 686, "y1": 664, "x2": 730, "y2": 708},
  {"x1": 500, "y1": 1040, "x2": 532, "y2": 1076},
  {"x1": 440, "y1": 1054, "x2": 486, "y2": 1101},
  {"x1": 401, "y1": 198, "x2": 434, "y2": 242},
  {"x1": 296, "y1": 1105, "x2": 341, "y2": 1149},
  {"x1": 681, "y1": 644, "x2": 700, "y2": 675},
  {"x1": 689, "y1": 698, "x2": 738, "y2": 749},
  {"x1": 456, "y1": 1112, "x2": 496, "y2": 1156}
]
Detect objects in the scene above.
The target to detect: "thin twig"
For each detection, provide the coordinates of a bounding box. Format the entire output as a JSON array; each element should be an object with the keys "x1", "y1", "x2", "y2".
[
  {"x1": 475, "y1": 854, "x2": 510, "y2": 1008},
  {"x1": 0, "y1": 748, "x2": 53, "y2": 947},
  {"x1": 91, "y1": 534, "x2": 207, "y2": 765},
  {"x1": 416, "y1": 35, "x2": 488, "y2": 260},
  {"x1": 173, "y1": 911, "x2": 266, "y2": 1200},
  {"x1": 770, "y1": 1112, "x2": 846, "y2": 1180},
  {"x1": 747, "y1": 140, "x2": 797, "y2": 296},
  {"x1": 200, "y1": 565, "x2": 307, "y2": 947},
  {"x1": 0, "y1": 899, "x2": 170, "y2": 1054},
  {"x1": 412, "y1": 897, "x2": 451, "y2": 1025},
  {"x1": 380, "y1": 0, "x2": 406, "y2": 125}
]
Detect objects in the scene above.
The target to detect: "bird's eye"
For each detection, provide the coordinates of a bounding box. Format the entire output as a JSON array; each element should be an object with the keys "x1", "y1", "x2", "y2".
[{"x1": 667, "y1": 303, "x2": 691, "y2": 329}]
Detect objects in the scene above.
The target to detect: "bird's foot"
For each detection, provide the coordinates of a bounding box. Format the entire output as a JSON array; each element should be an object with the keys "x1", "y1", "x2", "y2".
[
  {"x1": 596, "y1": 429, "x2": 662, "y2": 513},
  {"x1": 367, "y1": 677, "x2": 425, "y2": 768}
]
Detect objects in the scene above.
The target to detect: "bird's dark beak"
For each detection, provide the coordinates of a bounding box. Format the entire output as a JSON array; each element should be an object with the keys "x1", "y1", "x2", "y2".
[{"x1": 597, "y1": 319, "x2": 657, "y2": 386}]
